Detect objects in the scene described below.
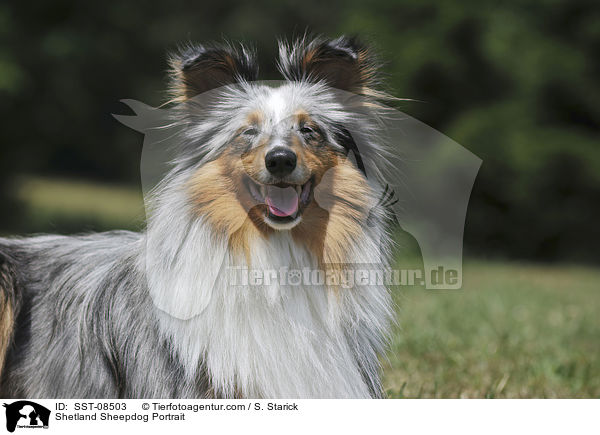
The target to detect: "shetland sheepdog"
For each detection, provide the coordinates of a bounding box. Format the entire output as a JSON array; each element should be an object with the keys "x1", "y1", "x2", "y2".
[{"x1": 0, "y1": 35, "x2": 395, "y2": 398}]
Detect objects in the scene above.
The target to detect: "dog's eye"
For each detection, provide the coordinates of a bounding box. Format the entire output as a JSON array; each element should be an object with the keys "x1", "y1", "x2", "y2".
[
  {"x1": 243, "y1": 127, "x2": 259, "y2": 137},
  {"x1": 299, "y1": 126, "x2": 314, "y2": 135}
]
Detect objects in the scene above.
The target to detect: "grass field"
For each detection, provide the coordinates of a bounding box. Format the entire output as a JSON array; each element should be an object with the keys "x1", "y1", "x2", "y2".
[
  {"x1": 9, "y1": 177, "x2": 600, "y2": 398},
  {"x1": 13, "y1": 176, "x2": 145, "y2": 234},
  {"x1": 384, "y1": 261, "x2": 600, "y2": 398}
]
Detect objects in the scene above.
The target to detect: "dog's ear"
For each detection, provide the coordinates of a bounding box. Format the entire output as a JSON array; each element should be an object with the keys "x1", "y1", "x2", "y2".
[
  {"x1": 277, "y1": 35, "x2": 381, "y2": 96},
  {"x1": 168, "y1": 43, "x2": 258, "y2": 101}
]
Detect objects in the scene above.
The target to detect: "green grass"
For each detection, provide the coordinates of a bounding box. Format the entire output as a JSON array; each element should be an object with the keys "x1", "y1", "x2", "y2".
[
  {"x1": 384, "y1": 261, "x2": 600, "y2": 398},
  {"x1": 13, "y1": 176, "x2": 145, "y2": 234},
  {"x1": 10, "y1": 177, "x2": 600, "y2": 398}
]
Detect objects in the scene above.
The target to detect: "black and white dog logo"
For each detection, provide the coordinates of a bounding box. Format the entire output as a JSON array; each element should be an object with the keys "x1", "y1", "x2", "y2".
[{"x1": 3, "y1": 401, "x2": 50, "y2": 432}]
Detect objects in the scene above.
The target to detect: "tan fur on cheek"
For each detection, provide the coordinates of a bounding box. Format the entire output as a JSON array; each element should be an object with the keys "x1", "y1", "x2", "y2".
[
  {"x1": 187, "y1": 157, "x2": 256, "y2": 262},
  {"x1": 290, "y1": 135, "x2": 339, "y2": 183},
  {"x1": 240, "y1": 141, "x2": 268, "y2": 181},
  {"x1": 187, "y1": 153, "x2": 274, "y2": 264},
  {"x1": 292, "y1": 159, "x2": 371, "y2": 276}
]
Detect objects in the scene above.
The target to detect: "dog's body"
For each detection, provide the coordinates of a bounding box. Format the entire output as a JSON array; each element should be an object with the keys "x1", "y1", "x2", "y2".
[{"x1": 0, "y1": 36, "x2": 395, "y2": 398}]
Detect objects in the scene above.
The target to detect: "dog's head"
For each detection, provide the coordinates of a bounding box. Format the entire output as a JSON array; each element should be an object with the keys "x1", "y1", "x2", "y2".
[{"x1": 167, "y1": 36, "x2": 388, "y2": 259}]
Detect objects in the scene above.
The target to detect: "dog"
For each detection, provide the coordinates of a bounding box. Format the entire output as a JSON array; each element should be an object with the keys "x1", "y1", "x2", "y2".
[{"x1": 0, "y1": 36, "x2": 395, "y2": 398}]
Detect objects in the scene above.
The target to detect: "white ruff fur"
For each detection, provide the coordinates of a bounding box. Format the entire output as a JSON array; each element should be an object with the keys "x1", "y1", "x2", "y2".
[{"x1": 144, "y1": 184, "x2": 392, "y2": 399}]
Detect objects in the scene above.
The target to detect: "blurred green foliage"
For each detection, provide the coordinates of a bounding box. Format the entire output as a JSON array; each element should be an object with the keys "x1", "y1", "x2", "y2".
[{"x1": 0, "y1": 0, "x2": 599, "y2": 261}]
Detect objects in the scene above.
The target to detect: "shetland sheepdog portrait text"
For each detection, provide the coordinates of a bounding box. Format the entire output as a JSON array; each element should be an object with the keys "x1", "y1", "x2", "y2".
[{"x1": 0, "y1": 36, "x2": 396, "y2": 398}]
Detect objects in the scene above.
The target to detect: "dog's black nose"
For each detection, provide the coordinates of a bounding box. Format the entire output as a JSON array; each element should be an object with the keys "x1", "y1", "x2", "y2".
[{"x1": 265, "y1": 147, "x2": 297, "y2": 177}]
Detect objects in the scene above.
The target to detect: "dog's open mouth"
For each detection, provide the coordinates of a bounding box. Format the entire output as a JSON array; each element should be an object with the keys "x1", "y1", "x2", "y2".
[{"x1": 245, "y1": 177, "x2": 313, "y2": 226}]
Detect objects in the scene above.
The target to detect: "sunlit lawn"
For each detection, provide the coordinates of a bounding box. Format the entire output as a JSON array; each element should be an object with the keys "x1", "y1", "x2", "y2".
[
  {"x1": 384, "y1": 261, "x2": 600, "y2": 398},
  {"x1": 11, "y1": 177, "x2": 600, "y2": 398},
  {"x1": 13, "y1": 176, "x2": 145, "y2": 233}
]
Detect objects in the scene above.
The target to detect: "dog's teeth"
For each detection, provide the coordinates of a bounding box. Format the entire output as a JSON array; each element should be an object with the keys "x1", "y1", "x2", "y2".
[
  {"x1": 295, "y1": 185, "x2": 301, "y2": 195},
  {"x1": 259, "y1": 185, "x2": 267, "y2": 199}
]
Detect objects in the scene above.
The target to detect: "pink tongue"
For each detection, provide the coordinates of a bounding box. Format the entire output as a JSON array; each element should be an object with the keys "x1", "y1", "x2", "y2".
[{"x1": 265, "y1": 186, "x2": 298, "y2": 217}]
